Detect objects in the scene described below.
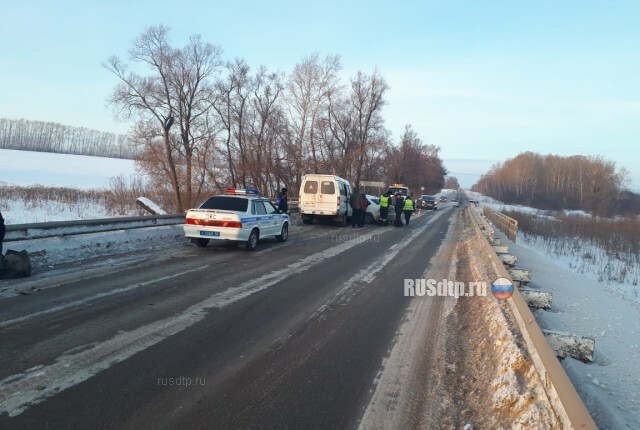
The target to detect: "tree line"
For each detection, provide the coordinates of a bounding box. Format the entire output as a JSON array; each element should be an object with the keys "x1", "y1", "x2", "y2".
[
  {"x1": 473, "y1": 151, "x2": 639, "y2": 216},
  {"x1": 105, "y1": 25, "x2": 446, "y2": 212},
  {"x1": 0, "y1": 118, "x2": 133, "y2": 159}
]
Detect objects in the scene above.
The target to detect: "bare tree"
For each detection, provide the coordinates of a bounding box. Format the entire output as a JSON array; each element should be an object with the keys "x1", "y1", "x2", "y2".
[
  {"x1": 105, "y1": 25, "x2": 222, "y2": 211},
  {"x1": 349, "y1": 69, "x2": 388, "y2": 190},
  {"x1": 285, "y1": 53, "x2": 342, "y2": 186}
]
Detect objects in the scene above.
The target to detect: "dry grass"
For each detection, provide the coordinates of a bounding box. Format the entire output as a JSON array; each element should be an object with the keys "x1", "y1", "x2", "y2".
[
  {"x1": 503, "y1": 210, "x2": 640, "y2": 287},
  {"x1": 0, "y1": 176, "x2": 176, "y2": 221}
]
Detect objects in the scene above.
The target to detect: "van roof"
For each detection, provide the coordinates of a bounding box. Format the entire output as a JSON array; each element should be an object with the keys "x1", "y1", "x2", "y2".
[{"x1": 302, "y1": 174, "x2": 350, "y2": 181}]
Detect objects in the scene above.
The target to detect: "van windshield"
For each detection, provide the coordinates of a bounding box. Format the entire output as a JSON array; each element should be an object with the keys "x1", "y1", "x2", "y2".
[
  {"x1": 321, "y1": 181, "x2": 336, "y2": 194},
  {"x1": 303, "y1": 181, "x2": 318, "y2": 194}
]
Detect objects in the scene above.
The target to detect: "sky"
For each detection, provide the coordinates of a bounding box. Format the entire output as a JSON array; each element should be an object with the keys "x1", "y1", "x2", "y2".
[{"x1": 1, "y1": 0, "x2": 639, "y2": 189}]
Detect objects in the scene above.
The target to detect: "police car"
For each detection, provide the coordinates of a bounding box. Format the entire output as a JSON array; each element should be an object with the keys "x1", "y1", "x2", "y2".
[{"x1": 183, "y1": 188, "x2": 289, "y2": 250}]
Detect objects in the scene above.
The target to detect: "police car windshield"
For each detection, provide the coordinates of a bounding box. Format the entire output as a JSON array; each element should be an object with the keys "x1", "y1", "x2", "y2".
[{"x1": 199, "y1": 196, "x2": 249, "y2": 212}]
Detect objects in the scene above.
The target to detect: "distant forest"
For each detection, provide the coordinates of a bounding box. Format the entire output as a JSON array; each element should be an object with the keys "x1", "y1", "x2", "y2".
[
  {"x1": 0, "y1": 118, "x2": 134, "y2": 159},
  {"x1": 473, "y1": 151, "x2": 640, "y2": 216}
]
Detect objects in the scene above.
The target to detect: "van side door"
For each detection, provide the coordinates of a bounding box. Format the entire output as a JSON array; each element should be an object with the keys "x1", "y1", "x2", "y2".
[{"x1": 341, "y1": 183, "x2": 351, "y2": 216}]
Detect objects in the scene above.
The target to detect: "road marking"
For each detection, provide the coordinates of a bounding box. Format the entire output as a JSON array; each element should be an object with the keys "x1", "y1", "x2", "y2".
[
  {"x1": 357, "y1": 208, "x2": 457, "y2": 430},
  {"x1": 306, "y1": 213, "x2": 442, "y2": 322},
  {"x1": 0, "y1": 266, "x2": 210, "y2": 329},
  {"x1": 0, "y1": 230, "x2": 390, "y2": 417}
]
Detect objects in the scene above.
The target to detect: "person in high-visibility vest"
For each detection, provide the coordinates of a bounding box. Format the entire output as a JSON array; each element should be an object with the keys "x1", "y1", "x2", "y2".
[
  {"x1": 379, "y1": 191, "x2": 390, "y2": 225},
  {"x1": 403, "y1": 194, "x2": 415, "y2": 226}
]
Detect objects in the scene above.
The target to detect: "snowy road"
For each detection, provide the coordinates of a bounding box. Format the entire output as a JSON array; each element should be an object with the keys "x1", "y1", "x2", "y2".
[{"x1": 0, "y1": 207, "x2": 458, "y2": 429}]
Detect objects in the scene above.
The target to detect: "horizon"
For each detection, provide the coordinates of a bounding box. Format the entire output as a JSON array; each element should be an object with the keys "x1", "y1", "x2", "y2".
[{"x1": 2, "y1": 0, "x2": 639, "y2": 189}]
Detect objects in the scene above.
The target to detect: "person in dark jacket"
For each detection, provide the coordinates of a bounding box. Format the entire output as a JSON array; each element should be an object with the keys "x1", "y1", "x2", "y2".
[
  {"x1": 275, "y1": 188, "x2": 288, "y2": 213},
  {"x1": 350, "y1": 190, "x2": 362, "y2": 228},
  {"x1": 394, "y1": 193, "x2": 405, "y2": 226},
  {"x1": 0, "y1": 211, "x2": 5, "y2": 256},
  {"x1": 359, "y1": 193, "x2": 369, "y2": 227}
]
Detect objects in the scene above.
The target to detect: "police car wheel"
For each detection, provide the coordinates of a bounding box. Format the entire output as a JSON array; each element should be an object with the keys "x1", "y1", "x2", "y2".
[
  {"x1": 194, "y1": 238, "x2": 209, "y2": 248},
  {"x1": 276, "y1": 223, "x2": 289, "y2": 242},
  {"x1": 245, "y1": 229, "x2": 259, "y2": 251}
]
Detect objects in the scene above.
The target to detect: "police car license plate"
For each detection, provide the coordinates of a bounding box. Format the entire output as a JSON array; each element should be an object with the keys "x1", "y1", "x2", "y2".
[{"x1": 200, "y1": 231, "x2": 220, "y2": 237}]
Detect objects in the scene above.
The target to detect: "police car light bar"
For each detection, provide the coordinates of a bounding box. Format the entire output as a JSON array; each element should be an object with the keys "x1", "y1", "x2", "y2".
[{"x1": 224, "y1": 188, "x2": 260, "y2": 196}]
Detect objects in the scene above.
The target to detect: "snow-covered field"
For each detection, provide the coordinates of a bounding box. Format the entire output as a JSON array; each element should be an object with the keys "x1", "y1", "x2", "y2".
[
  {"x1": 0, "y1": 148, "x2": 136, "y2": 189},
  {"x1": 468, "y1": 191, "x2": 640, "y2": 429},
  {"x1": 0, "y1": 149, "x2": 139, "y2": 224}
]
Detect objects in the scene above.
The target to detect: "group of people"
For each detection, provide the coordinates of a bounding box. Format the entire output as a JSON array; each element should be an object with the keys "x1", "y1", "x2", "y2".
[
  {"x1": 378, "y1": 191, "x2": 415, "y2": 227},
  {"x1": 350, "y1": 190, "x2": 416, "y2": 228},
  {"x1": 273, "y1": 186, "x2": 416, "y2": 228}
]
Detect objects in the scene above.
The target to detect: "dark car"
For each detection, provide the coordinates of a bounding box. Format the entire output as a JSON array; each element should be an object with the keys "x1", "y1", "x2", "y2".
[
  {"x1": 439, "y1": 196, "x2": 447, "y2": 202},
  {"x1": 418, "y1": 195, "x2": 438, "y2": 210}
]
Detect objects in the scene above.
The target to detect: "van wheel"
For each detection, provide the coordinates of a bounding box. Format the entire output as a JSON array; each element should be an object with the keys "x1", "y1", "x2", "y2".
[
  {"x1": 193, "y1": 238, "x2": 209, "y2": 247},
  {"x1": 365, "y1": 213, "x2": 374, "y2": 224},
  {"x1": 336, "y1": 213, "x2": 347, "y2": 227},
  {"x1": 276, "y1": 223, "x2": 289, "y2": 242},
  {"x1": 245, "y1": 229, "x2": 259, "y2": 251}
]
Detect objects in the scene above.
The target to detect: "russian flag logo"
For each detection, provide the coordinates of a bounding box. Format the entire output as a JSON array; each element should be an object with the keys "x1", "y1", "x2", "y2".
[{"x1": 492, "y1": 277, "x2": 514, "y2": 300}]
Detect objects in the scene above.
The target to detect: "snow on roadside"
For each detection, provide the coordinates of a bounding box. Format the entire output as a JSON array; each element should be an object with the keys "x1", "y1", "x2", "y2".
[
  {"x1": 492, "y1": 227, "x2": 640, "y2": 429},
  {"x1": 3, "y1": 225, "x2": 184, "y2": 273},
  {"x1": 470, "y1": 250, "x2": 559, "y2": 429}
]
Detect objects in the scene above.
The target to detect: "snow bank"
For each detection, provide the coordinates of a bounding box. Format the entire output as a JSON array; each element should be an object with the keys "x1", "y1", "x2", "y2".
[
  {"x1": 460, "y1": 220, "x2": 560, "y2": 429},
  {"x1": 4, "y1": 225, "x2": 184, "y2": 271},
  {"x1": 474, "y1": 189, "x2": 640, "y2": 428}
]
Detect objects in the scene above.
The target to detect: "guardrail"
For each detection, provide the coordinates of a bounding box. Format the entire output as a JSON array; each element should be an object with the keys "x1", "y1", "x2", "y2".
[
  {"x1": 482, "y1": 206, "x2": 518, "y2": 243},
  {"x1": 4, "y1": 214, "x2": 186, "y2": 242},
  {"x1": 468, "y1": 207, "x2": 596, "y2": 429},
  {"x1": 5, "y1": 202, "x2": 300, "y2": 242}
]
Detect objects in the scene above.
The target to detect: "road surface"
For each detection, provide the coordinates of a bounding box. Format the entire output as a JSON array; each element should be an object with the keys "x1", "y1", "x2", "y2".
[{"x1": 0, "y1": 205, "x2": 460, "y2": 429}]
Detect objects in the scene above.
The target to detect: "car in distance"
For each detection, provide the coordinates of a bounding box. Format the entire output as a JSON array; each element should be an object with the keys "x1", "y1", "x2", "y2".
[
  {"x1": 418, "y1": 195, "x2": 438, "y2": 210},
  {"x1": 183, "y1": 188, "x2": 289, "y2": 251},
  {"x1": 439, "y1": 196, "x2": 448, "y2": 202}
]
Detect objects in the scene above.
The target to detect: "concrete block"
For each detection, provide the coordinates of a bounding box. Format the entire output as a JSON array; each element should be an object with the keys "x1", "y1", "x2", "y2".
[
  {"x1": 542, "y1": 329, "x2": 595, "y2": 363},
  {"x1": 500, "y1": 254, "x2": 518, "y2": 267},
  {"x1": 509, "y1": 268, "x2": 532, "y2": 283},
  {"x1": 520, "y1": 288, "x2": 552, "y2": 309},
  {"x1": 492, "y1": 245, "x2": 509, "y2": 254}
]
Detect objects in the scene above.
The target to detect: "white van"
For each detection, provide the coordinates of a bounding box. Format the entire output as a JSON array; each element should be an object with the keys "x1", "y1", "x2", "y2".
[{"x1": 299, "y1": 174, "x2": 353, "y2": 226}]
